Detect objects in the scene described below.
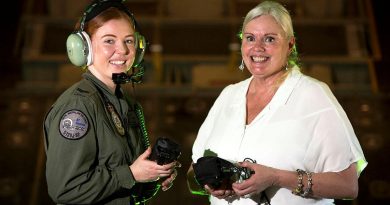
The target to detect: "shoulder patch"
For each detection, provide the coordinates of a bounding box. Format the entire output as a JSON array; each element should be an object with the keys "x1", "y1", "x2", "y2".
[{"x1": 59, "y1": 110, "x2": 89, "y2": 140}]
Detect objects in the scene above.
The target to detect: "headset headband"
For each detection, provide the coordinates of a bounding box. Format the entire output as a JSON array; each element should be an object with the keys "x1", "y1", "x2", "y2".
[{"x1": 80, "y1": 0, "x2": 137, "y2": 31}]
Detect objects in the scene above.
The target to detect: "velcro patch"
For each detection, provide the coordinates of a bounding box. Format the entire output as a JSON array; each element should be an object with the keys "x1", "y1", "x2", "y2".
[{"x1": 59, "y1": 110, "x2": 89, "y2": 140}]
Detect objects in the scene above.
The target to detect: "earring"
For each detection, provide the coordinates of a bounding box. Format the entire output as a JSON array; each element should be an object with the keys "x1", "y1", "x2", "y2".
[{"x1": 239, "y1": 60, "x2": 245, "y2": 71}]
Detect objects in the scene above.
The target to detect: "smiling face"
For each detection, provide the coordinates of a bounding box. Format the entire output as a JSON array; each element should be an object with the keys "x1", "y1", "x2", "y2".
[
  {"x1": 88, "y1": 18, "x2": 136, "y2": 89},
  {"x1": 241, "y1": 14, "x2": 294, "y2": 80}
]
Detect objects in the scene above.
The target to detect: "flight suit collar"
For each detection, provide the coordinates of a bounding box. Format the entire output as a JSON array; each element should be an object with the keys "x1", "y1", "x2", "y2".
[{"x1": 82, "y1": 71, "x2": 120, "y2": 99}]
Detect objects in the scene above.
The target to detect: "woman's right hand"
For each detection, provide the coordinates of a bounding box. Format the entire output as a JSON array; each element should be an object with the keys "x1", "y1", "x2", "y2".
[{"x1": 129, "y1": 147, "x2": 175, "y2": 183}]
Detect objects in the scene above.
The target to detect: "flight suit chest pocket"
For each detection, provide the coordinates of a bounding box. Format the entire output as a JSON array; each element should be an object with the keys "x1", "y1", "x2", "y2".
[{"x1": 127, "y1": 110, "x2": 140, "y2": 128}]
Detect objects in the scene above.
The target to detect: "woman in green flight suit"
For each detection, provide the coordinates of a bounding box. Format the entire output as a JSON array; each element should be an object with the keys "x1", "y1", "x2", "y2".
[{"x1": 43, "y1": 1, "x2": 179, "y2": 204}]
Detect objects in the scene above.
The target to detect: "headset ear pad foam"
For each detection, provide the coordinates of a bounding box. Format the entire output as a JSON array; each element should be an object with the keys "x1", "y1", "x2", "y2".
[{"x1": 66, "y1": 31, "x2": 93, "y2": 67}]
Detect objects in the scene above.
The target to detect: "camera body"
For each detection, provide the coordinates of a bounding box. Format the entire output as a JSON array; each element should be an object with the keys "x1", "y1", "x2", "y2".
[
  {"x1": 149, "y1": 137, "x2": 181, "y2": 165},
  {"x1": 222, "y1": 164, "x2": 253, "y2": 184},
  {"x1": 193, "y1": 156, "x2": 255, "y2": 189}
]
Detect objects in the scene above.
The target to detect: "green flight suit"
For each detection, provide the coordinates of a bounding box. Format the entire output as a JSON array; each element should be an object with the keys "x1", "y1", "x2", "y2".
[{"x1": 43, "y1": 72, "x2": 151, "y2": 204}]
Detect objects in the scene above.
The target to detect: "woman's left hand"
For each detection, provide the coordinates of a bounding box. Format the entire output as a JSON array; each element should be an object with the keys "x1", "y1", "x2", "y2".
[{"x1": 231, "y1": 161, "x2": 276, "y2": 197}]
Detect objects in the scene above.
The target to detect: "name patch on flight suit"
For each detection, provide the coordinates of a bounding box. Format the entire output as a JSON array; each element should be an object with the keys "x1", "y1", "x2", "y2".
[{"x1": 59, "y1": 110, "x2": 89, "y2": 140}]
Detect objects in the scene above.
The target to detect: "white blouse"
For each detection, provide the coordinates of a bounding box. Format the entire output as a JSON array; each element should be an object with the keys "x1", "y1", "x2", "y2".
[{"x1": 191, "y1": 68, "x2": 367, "y2": 205}]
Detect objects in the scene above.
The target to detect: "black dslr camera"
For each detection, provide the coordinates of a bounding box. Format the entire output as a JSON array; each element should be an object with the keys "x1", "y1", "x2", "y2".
[
  {"x1": 193, "y1": 156, "x2": 255, "y2": 189},
  {"x1": 131, "y1": 137, "x2": 181, "y2": 204},
  {"x1": 149, "y1": 137, "x2": 181, "y2": 165}
]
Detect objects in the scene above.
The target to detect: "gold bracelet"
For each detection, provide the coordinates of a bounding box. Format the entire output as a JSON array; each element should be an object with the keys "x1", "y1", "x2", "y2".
[{"x1": 292, "y1": 169, "x2": 304, "y2": 195}]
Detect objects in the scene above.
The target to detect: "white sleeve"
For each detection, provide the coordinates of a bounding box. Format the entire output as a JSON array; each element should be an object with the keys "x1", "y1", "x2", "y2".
[{"x1": 304, "y1": 84, "x2": 367, "y2": 175}]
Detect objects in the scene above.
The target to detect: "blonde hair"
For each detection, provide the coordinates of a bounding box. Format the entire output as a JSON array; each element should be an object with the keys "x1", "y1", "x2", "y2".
[{"x1": 239, "y1": 1, "x2": 299, "y2": 69}]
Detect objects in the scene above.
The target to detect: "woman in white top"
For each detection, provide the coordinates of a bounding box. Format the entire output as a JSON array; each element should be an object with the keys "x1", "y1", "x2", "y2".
[{"x1": 186, "y1": 1, "x2": 367, "y2": 205}]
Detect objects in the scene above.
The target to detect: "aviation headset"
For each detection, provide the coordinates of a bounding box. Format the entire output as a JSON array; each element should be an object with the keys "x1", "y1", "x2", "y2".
[{"x1": 66, "y1": 0, "x2": 146, "y2": 69}]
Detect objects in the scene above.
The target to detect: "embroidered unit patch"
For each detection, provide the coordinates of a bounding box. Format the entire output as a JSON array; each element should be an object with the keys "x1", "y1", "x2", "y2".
[{"x1": 59, "y1": 110, "x2": 89, "y2": 140}]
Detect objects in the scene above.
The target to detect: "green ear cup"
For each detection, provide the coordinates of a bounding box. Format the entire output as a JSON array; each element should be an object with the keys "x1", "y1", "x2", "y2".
[
  {"x1": 132, "y1": 32, "x2": 146, "y2": 68},
  {"x1": 66, "y1": 31, "x2": 93, "y2": 67},
  {"x1": 66, "y1": 33, "x2": 87, "y2": 67}
]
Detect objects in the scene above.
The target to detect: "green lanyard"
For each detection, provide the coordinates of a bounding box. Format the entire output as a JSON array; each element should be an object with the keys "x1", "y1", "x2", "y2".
[{"x1": 94, "y1": 84, "x2": 150, "y2": 150}]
